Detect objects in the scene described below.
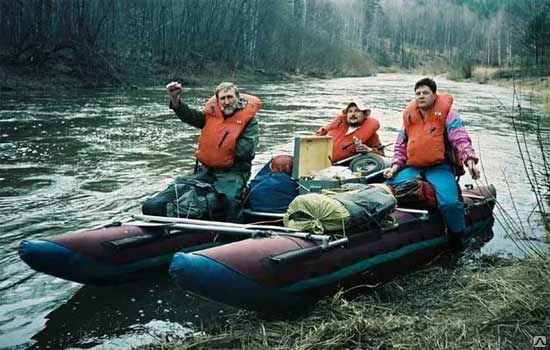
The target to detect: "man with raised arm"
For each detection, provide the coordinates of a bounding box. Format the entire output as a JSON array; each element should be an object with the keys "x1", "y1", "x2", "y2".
[{"x1": 142, "y1": 81, "x2": 261, "y2": 222}]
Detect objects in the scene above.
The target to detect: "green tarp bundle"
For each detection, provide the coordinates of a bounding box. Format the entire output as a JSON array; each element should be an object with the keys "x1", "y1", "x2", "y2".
[
  {"x1": 284, "y1": 184, "x2": 397, "y2": 234},
  {"x1": 284, "y1": 193, "x2": 351, "y2": 233}
]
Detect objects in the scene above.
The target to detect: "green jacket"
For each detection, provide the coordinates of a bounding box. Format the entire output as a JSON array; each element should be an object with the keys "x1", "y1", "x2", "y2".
[{"x1": 170, "y1": 99, "x2": 259, "y2": 177}]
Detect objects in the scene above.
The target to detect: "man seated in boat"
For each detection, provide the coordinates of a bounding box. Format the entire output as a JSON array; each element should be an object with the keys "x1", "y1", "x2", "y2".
[
  {"x1": 315, "y1": 102, "x2": 384, "y2": 164},
  {"x1": 383, "y1": 77, "x2": 481, "y2": 250},
  {"x1": 142, "y1": 81, "x2": 261, "y2": 222}
]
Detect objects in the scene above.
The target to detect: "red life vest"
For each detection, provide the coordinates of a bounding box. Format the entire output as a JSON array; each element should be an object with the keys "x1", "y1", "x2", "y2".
[
  {"x1": 403, "y1": 93, "x2": 453, "y2": 168},
  {"x1": 195, "y1": 93, "x2": 261, "y2": 168},
  {"x1": 319, "y1": 114, "x2": 381, "y2": 162}
]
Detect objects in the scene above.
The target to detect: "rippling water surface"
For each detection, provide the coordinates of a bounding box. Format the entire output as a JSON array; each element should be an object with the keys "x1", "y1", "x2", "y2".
[{"x1": 0, "y1": 74, "x2": 548, "y2": 349}]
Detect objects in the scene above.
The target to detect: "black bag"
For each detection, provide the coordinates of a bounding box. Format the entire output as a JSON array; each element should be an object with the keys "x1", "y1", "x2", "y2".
[
  {"x1": 334, "y1": 184, "x2": 397, "y2": 230},
  {"x1": 392, "y1": 179, "x2": 437, "y2": 209}
]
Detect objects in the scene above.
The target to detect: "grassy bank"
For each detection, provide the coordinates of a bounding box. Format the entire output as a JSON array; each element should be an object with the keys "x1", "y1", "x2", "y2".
[
  {"x1": 0, "y1": 63, "x2": 291, "y2": 92},
  {"x1": 3, "y1": 57, "x2": 549, "y2": 111},
  {"x1": 0, "y1": 55, "x2": 370, "y2": 93},
  {"x1": 154, "y1": 250, "x2": 549, "y2": 350},
  {"x1": 466, "y1": 66, "x2": 550, "y2": 112}
]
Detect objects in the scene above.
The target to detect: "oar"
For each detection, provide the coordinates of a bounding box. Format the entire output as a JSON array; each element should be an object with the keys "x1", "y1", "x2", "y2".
[
  {"x1": 461, "y1": 193, "x2": 485, "y2": 200},
  {"x1": 132, "y1": 214, "x2": 301, "y2": 233},
  {"x1": 105, "y1": 220, "x2": 329, "y2": 251},
  {"x1": 130, "y1": 221, "x2": 328, "y2": 240},
  {"x1": 103, "y1": 222, "x2": 260, "y2": 251}
]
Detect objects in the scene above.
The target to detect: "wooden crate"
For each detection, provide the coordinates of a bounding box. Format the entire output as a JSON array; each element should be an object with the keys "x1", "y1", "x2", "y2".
[{"x1": 291, "y1": 135, "x2": 333, "y2": 179}]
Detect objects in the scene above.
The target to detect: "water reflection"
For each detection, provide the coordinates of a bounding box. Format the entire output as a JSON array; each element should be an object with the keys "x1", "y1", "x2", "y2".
[{"x1": 28, "y1": 278, "x2": 232, "y2": 350}]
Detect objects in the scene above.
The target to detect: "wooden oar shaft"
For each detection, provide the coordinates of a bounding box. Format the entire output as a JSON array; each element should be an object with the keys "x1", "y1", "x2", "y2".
[{"x1": 333, "y1": 153, "x2": 361, "y2": 165}]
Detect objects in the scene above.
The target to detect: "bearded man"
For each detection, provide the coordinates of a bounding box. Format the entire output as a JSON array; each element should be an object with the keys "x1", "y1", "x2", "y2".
[
  {"x1": 316, "y1": 102, "x2": 384, "y2": 163},
  {"x1": 142, "y1": 81, "x2": 261, "y2": 222}
]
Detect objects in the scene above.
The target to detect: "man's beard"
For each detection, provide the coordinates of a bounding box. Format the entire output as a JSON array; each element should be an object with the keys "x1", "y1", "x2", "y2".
[
  {"x1": 222, "y1": 105, "x2": 236, "y2": 116},
  {"x1": 348, "y1": 120, "x2": 360, "y2": 127}
]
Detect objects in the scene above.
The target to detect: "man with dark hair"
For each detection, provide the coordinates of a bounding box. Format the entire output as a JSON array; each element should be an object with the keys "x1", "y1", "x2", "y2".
[
  {"x1": 142, "y1": 81, "x2": 261, "y2": 222},
  {"x1": 316, "y1": 102, "x2": 384, "y2": 163},
  {"x1": 414, "y1": 77, "x2": 437, "y2": 94},
  {"x1": 384, "y1": 77, "x2": 480, "y2": 250}
]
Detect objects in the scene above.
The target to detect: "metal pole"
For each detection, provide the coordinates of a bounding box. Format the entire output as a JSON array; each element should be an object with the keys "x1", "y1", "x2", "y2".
[
  {"x1": 123, "y1": 220, "x2": 330, "y2": 241},
  {"x1": 132, "y1": 214, "x2": 301, "y2": 232},
  {"x1": 364, "y1": 167, "x2": 390, "y2": 181}
]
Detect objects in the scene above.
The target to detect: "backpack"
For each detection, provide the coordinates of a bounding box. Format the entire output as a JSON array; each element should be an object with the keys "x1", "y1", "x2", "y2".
[
  {"x1": 166, "y1": 179, "x2": 225, "y2": 219},
  {"x1": 247, "y1": 159, "x2": 298, "y2": 213}
]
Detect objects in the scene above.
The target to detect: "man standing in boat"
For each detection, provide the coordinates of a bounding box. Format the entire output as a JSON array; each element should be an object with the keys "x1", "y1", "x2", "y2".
[
  {"x1": 383, "y1": 77, "x2": 480, "y2": 250},
  {"x1": 315, "y1": 102, "x2": 384, "y2": 163},
  {"x1": 142, "y1": 81, "x2": 261, "y2": 222}
]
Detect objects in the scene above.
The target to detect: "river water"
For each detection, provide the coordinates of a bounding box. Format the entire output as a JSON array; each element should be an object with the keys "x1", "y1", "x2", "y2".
[{"x1": 0, "y1": 74, "x2": 548, "y2": 349}]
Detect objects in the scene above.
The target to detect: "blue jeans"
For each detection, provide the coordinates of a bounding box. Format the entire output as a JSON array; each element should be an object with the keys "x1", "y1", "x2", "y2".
[{"x1": 387, "y1": 163, "x2": 465, "y2": 234}]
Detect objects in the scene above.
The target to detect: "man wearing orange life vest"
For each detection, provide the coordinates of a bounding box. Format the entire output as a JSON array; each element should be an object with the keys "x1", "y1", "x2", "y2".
[
  {"x1": 142, "y1": 81, "x2": 260, "y2": 222},
  {"x1": 316, "y1": 102, "x2": 384, "y2": 163},
  {"x1": 383, "y1": 78, "x2": 480, "y2": 250}
]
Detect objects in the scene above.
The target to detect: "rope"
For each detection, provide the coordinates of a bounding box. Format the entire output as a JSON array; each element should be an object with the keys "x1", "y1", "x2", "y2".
[
  {"x1": 341, "y1": 216, "x2": 346, "y2": 237},
  {"x1": 174, "y1": 184, "x2": 180, "y2": 218},
  {"x1": 297, "y1": 181, "x2": 311, "y2": 192},
  {"x1": 186, "y1": 197, "x2": 193, "y2": 219}
]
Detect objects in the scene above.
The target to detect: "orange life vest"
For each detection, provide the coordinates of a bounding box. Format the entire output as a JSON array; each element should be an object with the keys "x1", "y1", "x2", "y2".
[
  {"x1": 195, "y1": 93, "x2": 261, "y2": 168},
  {"x1": 403, "y1": 93, "x2": 453, "y2": 168},
  {"x1": 321, "y1": 114, "x2": 381, "y2": 162}
]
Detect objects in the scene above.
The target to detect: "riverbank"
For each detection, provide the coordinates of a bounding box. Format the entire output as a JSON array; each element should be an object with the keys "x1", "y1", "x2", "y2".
[
  {"x1": 379, "y1": 63, "x2": 550, "y2": 112},
  {"x1": 2, "y1": 60, "x2": 549, "y2": 112},
  {"x1": 0, "y1": 60, "x2": 355, "y2": 93},
  {"x1": 153, "y1": 248, "x2": 549, "y2": 350},
  {"x1": 468, "y1": 66, "x2": 550, "y2": 112},
  {"x1": 0, "y1": 63, "x2": 293, "y2": 92}
]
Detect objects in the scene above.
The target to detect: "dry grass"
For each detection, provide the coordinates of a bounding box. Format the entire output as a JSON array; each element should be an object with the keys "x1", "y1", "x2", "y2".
[
  {"x1": 469, "y1": 65, "x2": 550, "y2": 112},
  {"x1": 471, "y1": 66, "x2": 501, "y2": 82}
]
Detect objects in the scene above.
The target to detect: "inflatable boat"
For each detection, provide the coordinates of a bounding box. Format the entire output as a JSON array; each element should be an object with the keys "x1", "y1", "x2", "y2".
[{"x1": 169, "y1": 185, "x2": 496, "y2": 312}]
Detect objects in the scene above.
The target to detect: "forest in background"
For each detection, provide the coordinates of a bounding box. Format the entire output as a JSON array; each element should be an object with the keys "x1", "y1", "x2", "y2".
[{"x1": 0, "y1": 0, "x2": 549, "y2": 88}]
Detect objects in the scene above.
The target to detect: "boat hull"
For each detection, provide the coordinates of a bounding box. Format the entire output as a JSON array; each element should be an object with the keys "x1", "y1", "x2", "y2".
[
  {"x1": 18, "y1": 224, "x2": 225, "y2": 285},
  {"x1": 169, "y1": 185, "x2": 496, "y2": 311}
]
